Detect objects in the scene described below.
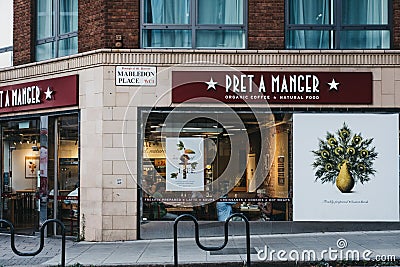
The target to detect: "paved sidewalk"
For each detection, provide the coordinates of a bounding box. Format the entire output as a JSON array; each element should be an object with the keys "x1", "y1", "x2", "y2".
[{"x1": 1, "y1": 230, "x2": 400, "y2": 266}]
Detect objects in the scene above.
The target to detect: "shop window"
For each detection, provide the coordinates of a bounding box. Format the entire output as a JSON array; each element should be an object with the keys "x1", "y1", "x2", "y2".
[
  {"x1": 36, "y1": 0, "x2": 78, "y2": 61},
  {"x1": 140, "y1": 110, "x2": 293, "y2": 224},
  {"x1": 141, "y1": 0, "x2": 247, "y2": 49},
  {"x1": 286, "y1": 0, "x2": 391, "y2": 49},
  {"x1": 49, "y1": 115, "x2": 79, "y2": 236},
  {"x1": 0, "y1": 114, "x2": 79, "y2": 236},
  {"x1": 1, "y1": 119, "x2": 40, "y2": 233}
]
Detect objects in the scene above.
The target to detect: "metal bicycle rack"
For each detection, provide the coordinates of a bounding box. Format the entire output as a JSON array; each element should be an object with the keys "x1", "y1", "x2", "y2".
[
  {"x1": 0, "y1": 218, "x2": 66, "y2": 267},
  {"x1": 173, "y1": 213, "x2": 251, "y2": 267}
]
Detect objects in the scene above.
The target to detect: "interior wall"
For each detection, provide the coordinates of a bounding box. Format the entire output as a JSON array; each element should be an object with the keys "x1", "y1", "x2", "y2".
[
  {"x1": 58, "y1": 140, "x2": 79, "y2": 190},
  {"x1": 11, "y1": 143, "x2": 40, "y2": 191},
  {"x1": 59, "y1": 140, "x2": 78, "y2": 158}
]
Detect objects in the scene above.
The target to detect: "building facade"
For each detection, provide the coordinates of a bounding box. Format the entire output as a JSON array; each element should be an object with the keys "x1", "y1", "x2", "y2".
[{"x1": 0, "y1": 0, "x2": 399, "y2": 241}]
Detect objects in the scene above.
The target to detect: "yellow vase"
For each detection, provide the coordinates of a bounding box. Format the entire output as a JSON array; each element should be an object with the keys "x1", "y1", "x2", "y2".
[{"x1": 336, "y1": 161, "x2": 354, "y2": 193}]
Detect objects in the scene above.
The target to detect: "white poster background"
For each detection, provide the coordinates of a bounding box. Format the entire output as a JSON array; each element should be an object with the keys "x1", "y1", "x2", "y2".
[
  {"x1": 293, "y1": 114, "x2": 399, "y2": 221},
  {"x1": 166, "y1": 137, "x2": 204, "y2": 191}
]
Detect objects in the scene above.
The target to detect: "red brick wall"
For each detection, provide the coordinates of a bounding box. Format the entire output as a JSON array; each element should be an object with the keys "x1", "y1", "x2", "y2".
[
  {"x1": 79, "y1": 0, "x2": 139, "y2": 52},
  {"x1": 13, "y1": 0, "x2": 399, "y2": 66},
  {"x1": 13, "y1": 0, "x2": 34, "y2": 65},
  {"x1": 78, "y1": 0, "x2": 106, "y2": 52},
  {"x1": 248, "y1": 0, "x2": 285, "y2": 49},
  {"x1": 104, "y1": 0, "x2": 140, "y2": 49},
  {"x1": 393, "y1": 1, "x2": 400, "y2": 49}
]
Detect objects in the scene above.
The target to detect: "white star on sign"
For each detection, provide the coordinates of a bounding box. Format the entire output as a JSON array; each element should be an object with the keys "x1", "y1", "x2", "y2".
[
  {"x1": 44, "y1": 87, "x2": 53, "y2": 100},
  {"x1": 205, "y1": 77, "x2": 218, "y2": 90},
  {"x1": 328, "y1": 78, "x2": 340, "y2": 91}
]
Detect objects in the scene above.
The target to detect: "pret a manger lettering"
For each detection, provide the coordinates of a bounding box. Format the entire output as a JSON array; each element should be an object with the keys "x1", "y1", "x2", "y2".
[
  {"x1": 0, "y1": 86, "x2": 41, "y2": 108},
  {"x1": 225, "y1": 74, "x2": 320, "y2": 94}
]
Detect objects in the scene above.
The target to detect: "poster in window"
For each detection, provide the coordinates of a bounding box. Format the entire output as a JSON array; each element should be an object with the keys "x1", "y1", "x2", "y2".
[
  {"x1": 39, "y1": 146, "x2": 48, "y2": 178},
  {"x1": 25, "y1": 156, "x2": 39, "y2": 178},
  {"x1": 293, "y1": 114, "x2": 399, "y2": 221},
  {"x1": 166, "y1": 137, "x2": 204, "y2": 191}
]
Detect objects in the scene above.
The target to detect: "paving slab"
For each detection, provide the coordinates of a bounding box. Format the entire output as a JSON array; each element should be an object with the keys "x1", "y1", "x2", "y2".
[{"x1": 0, "y1": 230, "x2": 400, "y2": 266}]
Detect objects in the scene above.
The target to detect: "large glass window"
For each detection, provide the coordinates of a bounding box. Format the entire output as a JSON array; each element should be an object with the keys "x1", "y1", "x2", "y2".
[
  {"x1": 286, "y1": 0, "x2": 391, "y2": 49},
  {"x1": 141, "y1": 0, "x2": 246, "y2": 49},
  {"x1": 36, "y1": 0, "x2": 78, "y2": 61},
  {"x1": 48, "y1": 115, "x2": 80, "y2": 236},
  {"x1": 1, "y1": 120, "x2": 40, "y2": 234},
  {"x1": 0, "y1": 114, "x2": 79, "y2": 236},
  {"x1": 0, "y1": 0, "x2": 13, "y2": 68},
  {"x1": 139, "y1": 109, "x2": 292, "y2": 230}
]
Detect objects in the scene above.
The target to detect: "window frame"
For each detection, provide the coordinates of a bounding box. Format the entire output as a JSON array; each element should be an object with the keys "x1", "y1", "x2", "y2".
[
  {"x1": 285, "y1": 0, "x2": 393, "y2": 49},
  {"x1": 0, "y1": 46, "x2": 12, "y2": 54},
  {"x1": 35, "y1": 0, "x2": 78, "y2": 61},
  {"x1": 0, "y1": 46, "x2": 13, "y2": 68},
  {"x1": 140, "y1": 0, "x2": 248, "y2": 49}
]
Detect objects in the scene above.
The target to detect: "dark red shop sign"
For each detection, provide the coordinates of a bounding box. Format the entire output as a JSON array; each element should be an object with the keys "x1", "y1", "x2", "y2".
[
  {"x1": 0, "y1": 75, "x2": 78, "y2": 114},
  {"x1": 172, "y1": 71, "x2": 372, "y2": 104}
]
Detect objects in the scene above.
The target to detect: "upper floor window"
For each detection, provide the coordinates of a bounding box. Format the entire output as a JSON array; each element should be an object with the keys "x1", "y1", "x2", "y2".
[
  {"x1": 0, "y1": 0, "x2": 13, "y2": 68},
  {"x1": 286, "y1": 0, "x2": 391, "y2": 49},
  {"x1": 141, "y1": 0, "x2": 247, "y2": 49},
  {"x1": 36, "y1": 0, "x2": 78, "y2": 61}
]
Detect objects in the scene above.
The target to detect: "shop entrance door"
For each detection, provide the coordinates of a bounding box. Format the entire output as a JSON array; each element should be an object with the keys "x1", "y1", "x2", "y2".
[
  {"x1": 0, "y1": 119, "x2": 40, "y2": 234},
  {"x1": 48, "y1": 115, "x2": 80, "y2": 237}
]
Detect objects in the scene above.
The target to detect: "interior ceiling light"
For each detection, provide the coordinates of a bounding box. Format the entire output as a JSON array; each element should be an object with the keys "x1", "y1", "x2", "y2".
[
  {"x1": 230, "y1": 128, "x2": 247, "y2": 131},
  {"x1": 182, "y1": 127, "x2": 202, "y2": 130}
]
